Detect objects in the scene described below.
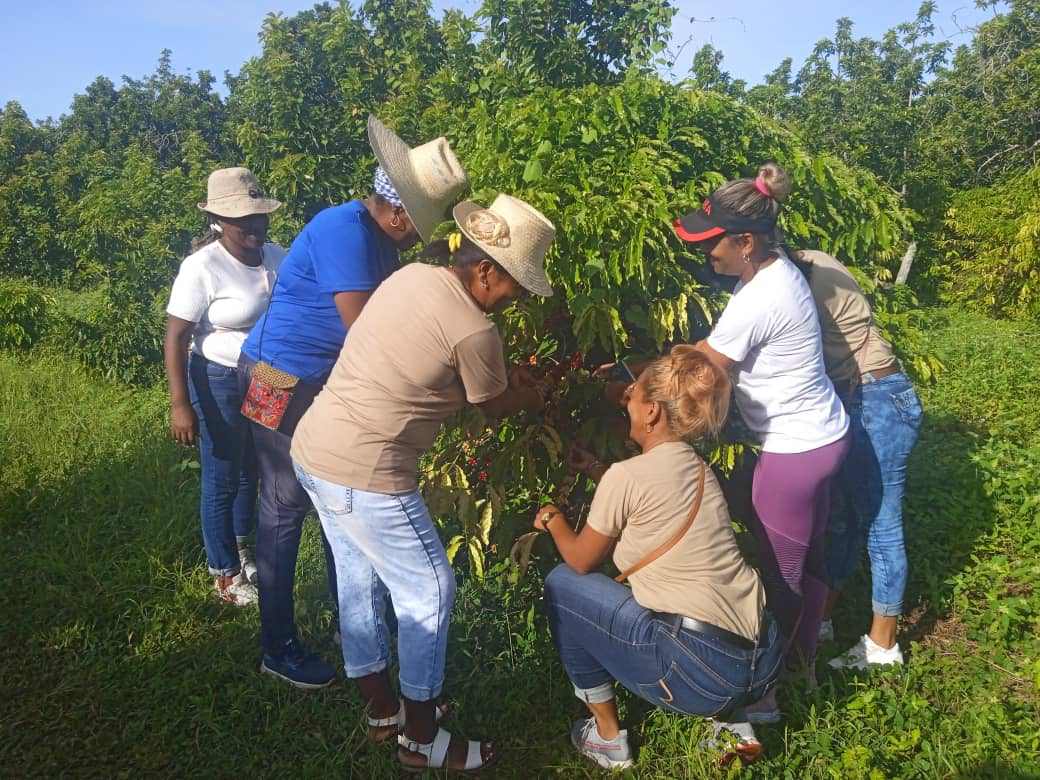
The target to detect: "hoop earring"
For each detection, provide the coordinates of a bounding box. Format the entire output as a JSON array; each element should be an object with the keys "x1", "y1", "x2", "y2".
[{"x1": 742, "y1": 253, "x2": 750, "y2": 264}]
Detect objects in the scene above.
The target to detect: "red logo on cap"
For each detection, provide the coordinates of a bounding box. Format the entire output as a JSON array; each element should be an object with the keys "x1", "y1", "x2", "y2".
[{"x1": 702, "y1": 198, "x2": 712, "y2": 215}]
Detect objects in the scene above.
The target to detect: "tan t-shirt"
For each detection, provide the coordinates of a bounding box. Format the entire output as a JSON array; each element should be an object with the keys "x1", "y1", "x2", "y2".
[
  {"x1": 291, "y1": 263, "x2": 508, "y2": 493},
  {"x1": 587, "y1": 441, "x2": 766, "y2": 641},
  {"x1": 798, "y1": 250, "x2": 896, "y2": 389}
]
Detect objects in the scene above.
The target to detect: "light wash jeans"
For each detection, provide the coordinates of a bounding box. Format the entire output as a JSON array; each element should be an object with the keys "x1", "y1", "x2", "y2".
[
  {"x1": 292, "y1": 462, "x2": 455, "y2": 701},
  {"x1": 827, "y1": 371, "x2": 923, "y2": 616}
]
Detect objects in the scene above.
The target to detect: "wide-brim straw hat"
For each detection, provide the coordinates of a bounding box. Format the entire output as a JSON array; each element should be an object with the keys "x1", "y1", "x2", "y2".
[
  {"x1": 453, "y1": 195, "x2": 555, "y2": 297},
  {"x1": 197, "y1": 167, "x2": 281, "y2": 218},
  {"x1": 367, "y1": 115, "x2": 469, "y2": 243}
]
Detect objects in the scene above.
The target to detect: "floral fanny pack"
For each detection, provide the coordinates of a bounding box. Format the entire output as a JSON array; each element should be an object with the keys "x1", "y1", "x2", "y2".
[{"x1": 241, "y1": 360, "x2": 299, "y2": 431}]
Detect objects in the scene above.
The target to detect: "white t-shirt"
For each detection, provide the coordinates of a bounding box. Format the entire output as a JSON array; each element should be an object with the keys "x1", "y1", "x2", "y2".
[
  {"x1": 707, "y1": 252, "x2": 848, "y2": 454},
  {"x1": 166, "y1": 241, "x2": 286, "y2": 368}
]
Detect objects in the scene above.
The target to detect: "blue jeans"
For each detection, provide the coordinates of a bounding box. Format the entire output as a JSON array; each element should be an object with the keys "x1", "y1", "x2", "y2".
[
  {"x1": 827, "y1": 371, "x2": 922, "y2": 616},
  {"x1": 544, "y1": 565, "x2": 783, "y2": 718},
  {"x1": 293, "y1": 463, "x2": 455, "y2": 701},
  {"x1": 237, "y1": 355, "x2": 338, "y2": 655},
  {"x1": 187, "y1": 353, "x2": 257, "y2": 576}
]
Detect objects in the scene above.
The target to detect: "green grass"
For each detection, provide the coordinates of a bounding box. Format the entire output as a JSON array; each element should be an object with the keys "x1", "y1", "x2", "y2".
[{"x1": 2, "y1": 308, "x2": 1038, "y2": 778}]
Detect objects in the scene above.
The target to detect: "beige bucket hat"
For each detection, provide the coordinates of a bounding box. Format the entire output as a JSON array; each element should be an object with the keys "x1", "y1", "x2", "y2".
[
  {"x1": 453, "y1": 194, "x2": 555, "y2": 297},
  {"x1": 367, "y1": 115, "x2": 469, "y2": 243},
  {"x1": 197, "y1": 167, "x2": 281, "y2": 219}
]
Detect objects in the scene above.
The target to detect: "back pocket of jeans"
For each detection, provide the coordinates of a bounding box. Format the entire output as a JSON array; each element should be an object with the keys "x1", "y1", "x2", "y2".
[
  {"x1": 637, "y1": 661, "x2": 734, "y2": 717},
  {"x1": 891, "y1": 386, "x2": 923, "y2": 429},
  {"x1": 317, "y1": 483, "x2": 352, "y2": 516}
]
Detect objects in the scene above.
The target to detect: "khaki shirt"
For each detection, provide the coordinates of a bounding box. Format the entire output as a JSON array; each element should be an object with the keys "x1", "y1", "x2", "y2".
[
  {"x1": 587, "y1": 442, "x2": 766, "y2": 641},
  {"x1": 798, "y1": 250, "x2": 896, "y2": 390},
  {"x1": 291, "y1": 263, "x2": 508, "y2": 493}
]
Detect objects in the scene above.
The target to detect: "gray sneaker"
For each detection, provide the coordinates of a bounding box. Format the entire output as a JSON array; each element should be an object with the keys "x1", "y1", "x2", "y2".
[
  {"x1": 214, "y1": 573, "x2": 258, "y2": 606},
  {"x1": 570, "y1": 718, "x2": 634, "y2": 771},
  {"x1": 237, "y1": 545, "x2": 258, "y2": 585}
]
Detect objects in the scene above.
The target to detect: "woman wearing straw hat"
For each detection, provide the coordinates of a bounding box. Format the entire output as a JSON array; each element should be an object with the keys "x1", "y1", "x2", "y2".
[
  {"x1": 237, "y1": 116, "x2": 468, "y2": 690},
  {"x1": 164, "y1": 167, "x2": 284, "y2": 606},
  {"x1": 290, "y1": 194, "x2": 555, "y2": 772}
]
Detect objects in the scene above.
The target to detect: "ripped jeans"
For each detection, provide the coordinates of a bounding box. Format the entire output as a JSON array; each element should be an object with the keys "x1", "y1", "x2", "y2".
[{"x1": 544, "y1": 565, "x2": 783, "y2": 718}]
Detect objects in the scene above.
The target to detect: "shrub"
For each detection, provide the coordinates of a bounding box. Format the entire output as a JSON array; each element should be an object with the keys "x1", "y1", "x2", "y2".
[
  {"x1": 413, "y1": 76, "x2": 918, "y2": 576},
  {"x1": 0, "y1": 280, "x2": 50, "y2": 350},
  {"x1": 941, "y1": 164, "x2": 1040, "y2": 319}
]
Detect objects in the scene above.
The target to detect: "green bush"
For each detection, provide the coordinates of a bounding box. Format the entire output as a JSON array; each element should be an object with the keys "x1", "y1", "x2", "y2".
[
  {"x1": 0, "y1": 280, "x2": 50, "y2": 349},
  {"x1": 412, "y1": 76, "x2": 916, "y2": 575},
  {"x1": 941, "y1": 164, "x2": 1040, "y2": 319}
]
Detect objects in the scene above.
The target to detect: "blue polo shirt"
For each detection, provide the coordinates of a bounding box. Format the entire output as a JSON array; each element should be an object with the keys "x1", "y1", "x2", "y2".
[{"x1": 241, "y1": 201, "x2": 399, "y2": 384}]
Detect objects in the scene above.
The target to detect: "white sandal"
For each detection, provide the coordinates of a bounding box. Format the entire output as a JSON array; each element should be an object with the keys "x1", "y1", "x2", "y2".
[
  {"x1": 397, "y1": 727, "x2": 493, "y2": 774},
  {"x1": 366, "y1": 699, "x2": 449, "y2": 743}
]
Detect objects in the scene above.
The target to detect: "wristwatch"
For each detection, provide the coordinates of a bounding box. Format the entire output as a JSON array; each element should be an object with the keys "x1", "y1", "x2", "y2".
[{"x1": 540, "y1": 509, "x2": 562, "y2": 531}]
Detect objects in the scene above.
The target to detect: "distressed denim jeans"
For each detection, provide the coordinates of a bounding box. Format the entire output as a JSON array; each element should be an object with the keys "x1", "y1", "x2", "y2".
[
  {"x1": 544, "y1": 564, "x2": 783, "y2": 719},
  {"x1": 293, "y1": 462, "x2": 455, "y2": 701},
  {"x1": 827, "y1": 371, "x2": 923, "y2": 616}
]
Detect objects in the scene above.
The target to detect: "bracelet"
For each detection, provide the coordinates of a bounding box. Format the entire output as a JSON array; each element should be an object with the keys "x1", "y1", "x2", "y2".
[{"x1": 540, "y1": 509, "x2": 562, "y2": 531}]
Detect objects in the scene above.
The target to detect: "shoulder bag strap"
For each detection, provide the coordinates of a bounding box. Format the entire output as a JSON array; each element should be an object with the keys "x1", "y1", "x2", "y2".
[{"x1": 614, "y1": 460, "x2": 706, "y2": 584}]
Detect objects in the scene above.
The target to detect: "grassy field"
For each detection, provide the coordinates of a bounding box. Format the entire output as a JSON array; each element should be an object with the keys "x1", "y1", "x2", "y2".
[{"x1": 2, "y1": 308, "x2": 1038, "y2": 778}]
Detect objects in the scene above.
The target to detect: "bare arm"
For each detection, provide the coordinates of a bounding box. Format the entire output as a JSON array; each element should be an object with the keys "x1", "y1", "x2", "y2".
[
  {"x1": 475, "y1": 365, "x2": 544, "y2": 419},
  {"x1": 534, "y1": 504, "x2": 616, "y2": 574},
  {"x1": 694, "y1": 339, "x2": 737, "y2": 372},
  {"x1": 334, "y1": 290, "x2": 375, "y2": 329},
  {"x1": 163, "y1": 315, "x2": 197, "y2": 445}
]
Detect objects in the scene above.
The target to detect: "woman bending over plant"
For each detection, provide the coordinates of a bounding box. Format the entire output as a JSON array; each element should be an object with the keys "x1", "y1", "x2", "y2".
[
  {"x1": 536, "y1": 347, "x2": 784, "y2": 770},
  {"x1": 788, "y1": 250, "x2": 923, "y2": 670},
  {"x1": 290, "y1": 195, "x2": 553, "y2": 773}
]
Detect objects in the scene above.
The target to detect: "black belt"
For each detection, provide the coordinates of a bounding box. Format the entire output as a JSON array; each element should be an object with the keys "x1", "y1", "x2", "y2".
[{"x1": 669, "y1": 611, "x2": 772, "y2": 652}]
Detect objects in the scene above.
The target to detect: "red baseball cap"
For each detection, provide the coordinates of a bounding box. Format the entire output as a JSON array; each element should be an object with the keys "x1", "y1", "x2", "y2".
[{"x1": 674, "y1": 195, "x2": 777, "y2": 243}]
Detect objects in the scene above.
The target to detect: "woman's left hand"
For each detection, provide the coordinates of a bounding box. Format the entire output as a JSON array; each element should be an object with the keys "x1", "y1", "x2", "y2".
[
  {"x1": 508, "y1": 365, "x2": 539, "y2": 390},
  {"x1": 534, "y1": 503, "x2": 563, "y2": 532}
]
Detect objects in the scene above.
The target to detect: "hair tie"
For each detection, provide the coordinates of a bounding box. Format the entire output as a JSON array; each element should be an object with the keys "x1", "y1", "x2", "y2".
[
  {"x1": 447, "y1": 231, "x2": 463, "y2": 253},
  {"x1": 753, "y1": 176, "x2": 772, "y2": 198}
]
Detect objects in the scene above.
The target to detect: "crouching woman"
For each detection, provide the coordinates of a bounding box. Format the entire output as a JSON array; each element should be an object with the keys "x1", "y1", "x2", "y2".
[{"x1": 536, "y1": 347, "x2": 784, "y2": 770}]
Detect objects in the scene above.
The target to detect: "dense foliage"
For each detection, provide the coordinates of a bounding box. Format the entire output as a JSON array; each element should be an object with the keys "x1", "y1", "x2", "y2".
[
  {"x1": 702, "y1": 0, "x2": 1040, "y2": 296},
  {"x1": 0, "y1": 0, "x2": 1034, "y2": 572},
  {"x1": 941, "y1": 164, "x2": 1040, "y2": 318}
]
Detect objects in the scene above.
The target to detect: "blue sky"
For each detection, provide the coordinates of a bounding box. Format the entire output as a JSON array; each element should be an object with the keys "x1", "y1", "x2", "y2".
[{"x1": 4, "y1": 1, "x2": 1004, "y2": 122}]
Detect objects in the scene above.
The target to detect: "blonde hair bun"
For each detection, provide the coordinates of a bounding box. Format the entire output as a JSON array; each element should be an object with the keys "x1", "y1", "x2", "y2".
[{"x1": 641, "y1": 345, "x2": 731, "y2": 441}]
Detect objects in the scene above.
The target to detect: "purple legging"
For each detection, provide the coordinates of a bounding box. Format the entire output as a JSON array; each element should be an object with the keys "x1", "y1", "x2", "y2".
[{"x1": 751, "y1": 433, "x2": 850, "y2": 667}]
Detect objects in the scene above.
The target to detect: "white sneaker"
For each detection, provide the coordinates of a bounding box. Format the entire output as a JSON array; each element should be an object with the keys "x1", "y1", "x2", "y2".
[
  {"x1": 237, "y1": 545, "x2": 258, "y2": 585},
  {"x1": 828, "y1": 634, "x2": 903, "y2": 670},
  {"x1": 570, "y1": 718, "x2": 634, "y2": 770},
  {"x1": 215, "y1": 573, "x2": 259, "y2": 606},
  {"x1": 702, "y1": 720, "x2": 764, "y2": 765},
  {"x1": 818, "y1": 619, "x2": 834, "y2": 642}
]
